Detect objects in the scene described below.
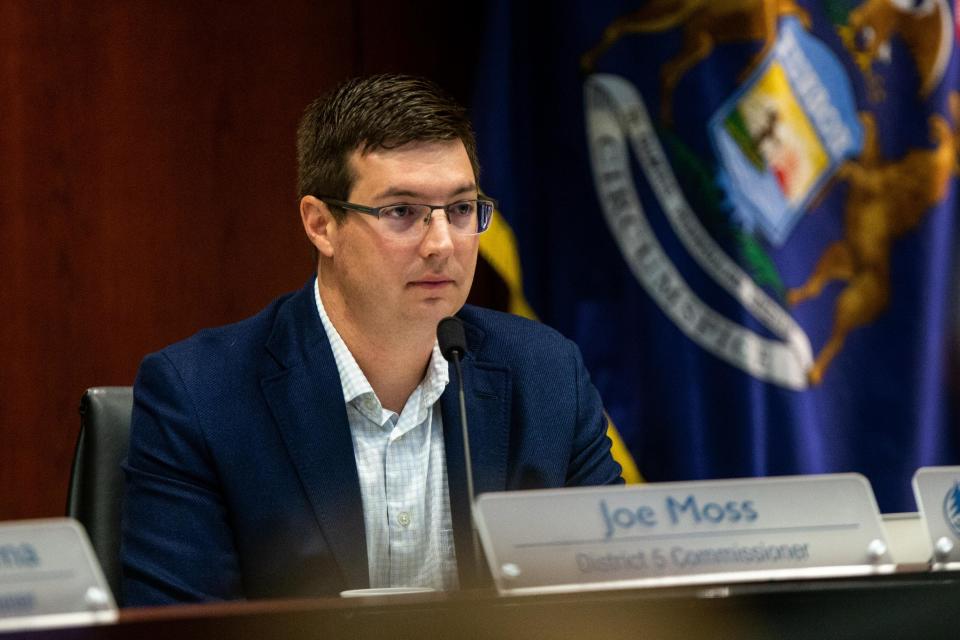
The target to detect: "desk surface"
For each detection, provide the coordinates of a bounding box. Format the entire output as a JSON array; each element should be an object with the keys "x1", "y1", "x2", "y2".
[{"x1": 6, "y1": 571, "x2": 960, "y2": 640}]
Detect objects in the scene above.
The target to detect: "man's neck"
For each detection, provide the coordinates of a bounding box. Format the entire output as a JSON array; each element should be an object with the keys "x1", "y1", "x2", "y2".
[{"x1": 319, "y1": 287, "x2": 435, "y2": 414}]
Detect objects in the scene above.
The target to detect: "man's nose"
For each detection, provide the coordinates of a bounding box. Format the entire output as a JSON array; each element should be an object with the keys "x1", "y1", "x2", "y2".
[{"x1": 419, "y1": 208, "x2": 455, "y2": 256}]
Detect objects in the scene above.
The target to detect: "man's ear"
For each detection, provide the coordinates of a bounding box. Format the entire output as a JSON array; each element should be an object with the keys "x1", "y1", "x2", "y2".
[{"x1": 300, "y1": 196, "x2": 337, "y2": 257}]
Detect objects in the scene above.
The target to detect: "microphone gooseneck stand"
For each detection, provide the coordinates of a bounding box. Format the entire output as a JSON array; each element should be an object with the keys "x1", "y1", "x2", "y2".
[{"x1": 437, "y1": 316, "x2": 484, "y2": 586}]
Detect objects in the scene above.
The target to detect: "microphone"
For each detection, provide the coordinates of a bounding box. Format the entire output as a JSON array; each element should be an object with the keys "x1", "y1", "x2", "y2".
[
  {"x1": 437, "y1": 316, "x2": 483, "y2": 584},
  {"x1": 437, "y1": 316, "x2": 468, "y2": 362}
]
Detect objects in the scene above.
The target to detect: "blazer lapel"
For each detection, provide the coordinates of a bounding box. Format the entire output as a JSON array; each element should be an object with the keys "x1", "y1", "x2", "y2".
[
  {"x1": 260, "y1": 283, "x2": 369, "y2": 590},
  {"x1": 441, "y1": 317, "x2": 511, "y2": 588}
]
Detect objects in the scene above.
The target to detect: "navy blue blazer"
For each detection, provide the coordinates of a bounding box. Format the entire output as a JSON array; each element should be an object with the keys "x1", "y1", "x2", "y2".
[{"x1": 121, "y1": 280, "x2": 622, "y2": 605}]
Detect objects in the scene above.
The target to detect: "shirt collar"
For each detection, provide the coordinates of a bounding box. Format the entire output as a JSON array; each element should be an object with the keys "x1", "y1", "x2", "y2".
[
  {"x1": 314, "y1": 278, "x2": 375, "y2": 405},
  {"x1": 313, "y1": 278, "x2": 449, "y2": 418}
]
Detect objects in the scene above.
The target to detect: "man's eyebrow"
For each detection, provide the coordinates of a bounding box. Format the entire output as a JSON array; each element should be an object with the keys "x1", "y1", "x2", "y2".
[{"x1": 373, "y1": 183, "x2": 478, "y2": 201}]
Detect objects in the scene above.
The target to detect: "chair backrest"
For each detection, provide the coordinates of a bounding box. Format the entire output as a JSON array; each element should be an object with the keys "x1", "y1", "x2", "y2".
[{"x1": 66, "y1": 386, "x2": 133, "y2": 605}]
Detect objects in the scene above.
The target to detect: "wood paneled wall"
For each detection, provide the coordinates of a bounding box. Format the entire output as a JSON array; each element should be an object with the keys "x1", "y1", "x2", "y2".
[{"x1": 0, "y1": 1, "x2": 486, "y2": 519}]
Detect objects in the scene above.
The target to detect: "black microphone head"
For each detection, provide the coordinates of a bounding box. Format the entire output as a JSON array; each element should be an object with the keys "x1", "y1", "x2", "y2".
[{"x1": 437, "y1": 316, "x2": 467, "y2": 361}]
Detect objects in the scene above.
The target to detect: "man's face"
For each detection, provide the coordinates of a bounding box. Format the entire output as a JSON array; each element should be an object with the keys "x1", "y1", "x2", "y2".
[{"x1": 321, "y1": 139, "x2": 480, "y2": 337}]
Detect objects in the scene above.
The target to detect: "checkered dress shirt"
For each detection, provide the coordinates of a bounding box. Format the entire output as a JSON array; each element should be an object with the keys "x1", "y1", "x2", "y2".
[{"x1": 313, "y1": 280, "x2": 459, "y2": 590}]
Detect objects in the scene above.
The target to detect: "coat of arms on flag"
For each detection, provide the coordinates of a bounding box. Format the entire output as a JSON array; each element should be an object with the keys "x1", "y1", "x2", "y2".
[{"x1": 474, "y1": 0, "x2": 960, "y2": 511}]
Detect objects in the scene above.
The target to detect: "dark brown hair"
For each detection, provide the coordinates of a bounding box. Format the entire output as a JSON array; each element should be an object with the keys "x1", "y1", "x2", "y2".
[{"x1": 296, "y1": 74, "x2": 480, "y2": 220}]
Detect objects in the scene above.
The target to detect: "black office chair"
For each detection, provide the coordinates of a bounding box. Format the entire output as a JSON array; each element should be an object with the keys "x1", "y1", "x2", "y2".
[{"x1": 66, "y1": 386, "x2": 133, "y2": 606}]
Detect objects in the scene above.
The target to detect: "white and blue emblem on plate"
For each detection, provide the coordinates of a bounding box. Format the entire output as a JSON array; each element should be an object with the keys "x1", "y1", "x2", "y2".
[{"x1": 941, "y1": 480, "x2": 960, "y2": 537}]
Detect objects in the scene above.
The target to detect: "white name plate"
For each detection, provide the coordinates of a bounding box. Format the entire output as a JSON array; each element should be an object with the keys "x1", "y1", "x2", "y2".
[
  {"x1": 475, "y1": 474, "x2": 893, "y2": 595},
  {"x1": 0, "y1": 519, "x2": 117, "y2": 631},
  {"x1": 912, "y1": 466, "x2": 960, "y2": 567}
]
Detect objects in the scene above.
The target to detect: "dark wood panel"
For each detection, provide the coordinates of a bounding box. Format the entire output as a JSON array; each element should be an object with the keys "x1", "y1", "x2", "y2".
[
  {"x1": 7, "y1": 576, "x2": 960, "y2": 640},
  {"x1": 0, "y1": 0, "x2": 485, "y2": 519}
]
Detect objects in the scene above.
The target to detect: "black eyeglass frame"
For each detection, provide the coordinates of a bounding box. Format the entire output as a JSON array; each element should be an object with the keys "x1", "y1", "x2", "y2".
[{"x1": 316, "y1": 196, "x2": 497, "y2": 235}]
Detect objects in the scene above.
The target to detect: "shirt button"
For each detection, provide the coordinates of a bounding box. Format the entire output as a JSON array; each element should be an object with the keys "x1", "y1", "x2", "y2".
[{"x1": 397, "y1": 511, "x2": 411, "y2": 527}]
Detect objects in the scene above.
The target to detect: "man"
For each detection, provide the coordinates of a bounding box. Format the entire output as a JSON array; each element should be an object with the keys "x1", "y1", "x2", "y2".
[{"x1": 121, "y1": 74, "x2": 622, "y2": 605}]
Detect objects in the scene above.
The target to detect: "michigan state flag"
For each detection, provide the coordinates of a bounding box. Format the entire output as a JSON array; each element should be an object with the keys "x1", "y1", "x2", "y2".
[{"x1": 474, "y1": 0, "x2": 960, "y2": 512}]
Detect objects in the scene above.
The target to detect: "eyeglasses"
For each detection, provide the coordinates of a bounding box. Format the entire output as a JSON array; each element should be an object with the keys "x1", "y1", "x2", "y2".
[{"x1": 317, "y1": 196, "x2": 495, "y2": 241}]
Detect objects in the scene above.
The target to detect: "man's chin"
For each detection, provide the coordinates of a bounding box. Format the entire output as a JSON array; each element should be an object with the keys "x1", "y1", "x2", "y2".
[{"x1": 410, "y1": 297, "x2": 464, "y2": 326}]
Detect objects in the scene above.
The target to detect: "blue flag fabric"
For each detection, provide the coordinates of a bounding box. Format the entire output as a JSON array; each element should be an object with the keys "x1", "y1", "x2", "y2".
[{"x1": 473, "y1": 0, "x2": 960, "y2": 512}]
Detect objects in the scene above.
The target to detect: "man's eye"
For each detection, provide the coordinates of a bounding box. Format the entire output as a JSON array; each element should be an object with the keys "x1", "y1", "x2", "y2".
[
  {"x1": 382, "y1": 205, "x2": 415, "y2": 219},
  {"x1": 449, "y1": 201, "x2": 476, "y2": 217}
]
